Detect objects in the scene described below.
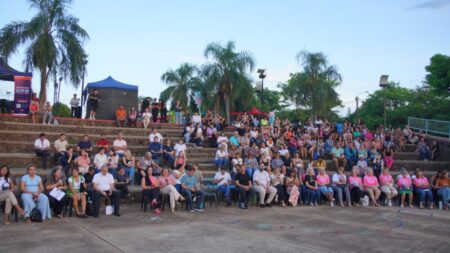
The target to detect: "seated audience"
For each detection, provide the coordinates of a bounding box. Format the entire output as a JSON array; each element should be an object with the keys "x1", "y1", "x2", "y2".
[
  {"x1": 304, "y1": 167, "x2": 320, "y2": 206},
  {"x1": 96, "y1": 133, "x2": 110, "y2": 152},
  {"x1": 181, "y1": 165, "x2": 205, "y2": 212},
  {"x1": 122, "y1": 150, "x2": 136, "y2": 185},
  {"x1": 331, "y1": 167, "x2": 351, "y2": 207},
  {"x1": 317, "y1": 168, "x2": 334, "y2": 206},
  {"x1": 252, "y1": 165, "x2": 277, "y2": 208},
  {"x1": 270, "y1": 167, "x2": 287, "y2": 206},
  {"x1": 213, "y1": 167, "x2": 232, "y2": 206},
  {"x1": 349, "y1": 167, "x2": 365, "y2": 206},
  {"x1": 67, "y1": 167, "x2": 88, "y2": 218},
  {"x1": 285, "y1": 169, "x2": 301, "y2": 206},
  {"x1": 116, "y1": 105, "x2": 127, "y2": 127},
  {"x1": 379, "y1": 168, "x2": 398, "y2": 207},
  {"x1": 128, "y1": 106, "x2": 138, "y2": 128},
  {"x1": 115, "y1": 167, "x2": 131, "y2": 201},
  {"x1": 433, "y1": 170, "x2": 449, "y2": 210},
  {"x1": 363, "y1": 168, "x2": 380, "y2": 207},
  {"x1": 92, "y1": 165, "x2": 121, "y2": 217},
  {"x1": 77, "y1": 135, "x2": 93, "y2": 154},
  {"x1": 413, "y1": 169, "x2": 434, "y2": 209},
  {"x1": 45, "y1": 167, "x2": 68, "y2": 218},
  {"x1": 159, "y1": 168, "x2": 184, "y2": 212},
  {"x1": 76, "y1": 149, "x2": 91, "y2": 174},
  {"x1": 34, "y1": 133, "x2": 50, "y2": 170},
  {"x1": 21, "y1": 165, "x2": 52, "y2": 222},
  {"x1": 113, "y1": 133, "x2": 127, "y2": 157},
  {"x1": 0, "y1": 165, "x2": 25, "y2": 225}
]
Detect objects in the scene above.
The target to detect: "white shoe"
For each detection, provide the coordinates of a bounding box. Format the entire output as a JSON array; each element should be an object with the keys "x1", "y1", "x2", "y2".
[
  {"x1": 388, "y1": 200, "x2": 392, "y2": 207},
  {"x1": 330, "y1": 202, "x2": 334, "y2": 207}
]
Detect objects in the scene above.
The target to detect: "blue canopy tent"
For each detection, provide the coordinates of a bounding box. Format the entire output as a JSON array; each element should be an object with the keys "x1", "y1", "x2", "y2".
[
  {"x1": 84, "y1": 76, "x2": 139, "y2": 120},
  {"x1": 0, "y1": 57, "x2": 33, "y2": 114}
]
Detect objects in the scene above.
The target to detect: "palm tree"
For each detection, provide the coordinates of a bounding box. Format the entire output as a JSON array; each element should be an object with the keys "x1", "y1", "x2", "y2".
[
  {"x1": 0, "y1": 0, "x2": 89, "y2": 106},
  {"x1": 296, "y1": 51, "x2": 342, "y2": 120},
  {"x1": 203, "y1": 41, "x2": 255, "y2": 124},
  {"x1": 160, "y1": 63, "x2": 200, "y2": 108}
]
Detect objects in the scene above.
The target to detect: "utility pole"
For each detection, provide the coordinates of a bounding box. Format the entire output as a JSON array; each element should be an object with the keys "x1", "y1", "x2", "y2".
[{"x1": 379, "y1": 75, "x2": 389, "y2": 129}]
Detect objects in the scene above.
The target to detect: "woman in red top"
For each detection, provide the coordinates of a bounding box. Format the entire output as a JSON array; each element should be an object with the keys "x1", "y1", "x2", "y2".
[
  {"x1": 141, "y1": 166, "x2": 161, "y2": 214},
  {"x1": 29, "y1": 93, "x2": 39, "y2": 124}
]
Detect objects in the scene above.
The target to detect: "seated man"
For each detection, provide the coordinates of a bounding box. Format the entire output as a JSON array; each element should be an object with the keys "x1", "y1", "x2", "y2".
[
  {"x1": 271, "y1": 153, "x2": 284, "y2": 170},
  {"x1": 162, "y1": 139, "x2": 175, "y2": 167},
  {"x1": 113, "y1": 133, "x2": 127, "y2": 157},
  {"x1": 92, "y1": 165, "x2": 121, "y2": 217},
  {"x1": 180, "y1": 165, "x2": 205, "y2": 212},
  {"x1": 148, "y1": 128, "x2": 163, "y2": 143},
  {"x1": 77, "y1": 135, "x2": 93, "y2": 155},
  {"x1": 331, "y1": 142, "x2": 347, "y2": 169},
  {"x1": 149, "y1": 136, "x2": 163, "y2": 163},
  {"x1": 213, "y1": 167, "x2": 232, "y2": 206},
  {"x1": 34, "y1": 133, "x2": 50, "y2": 170},
  {"x1": 96, "y1": 133, "x2": 110, "y2": 152},
  {"x1": 234, "y1": 164, "x2": 253, "y2": 209},
  {"x1": 116, "y1": 105, "x2": 127, "y2": 127},
  {"x1": 53, "y1": 133, "x2": 68, "y2": 163},
  {"x1": 252, "y1": 164, "x2": 277, "y2": 208}
]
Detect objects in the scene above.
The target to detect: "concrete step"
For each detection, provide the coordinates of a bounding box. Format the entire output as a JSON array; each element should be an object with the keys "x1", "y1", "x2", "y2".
[
  {"x1": 403, "y1": 144, "x2": 417, "y2": 152},
  {"x1": 394, "y1": 152, "x2": 421, "y2": 161}
]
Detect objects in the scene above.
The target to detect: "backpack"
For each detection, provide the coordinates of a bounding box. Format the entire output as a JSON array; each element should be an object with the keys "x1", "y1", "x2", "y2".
[{"x1": 30, "y1": 207, "x2": 43, "y2": 222}]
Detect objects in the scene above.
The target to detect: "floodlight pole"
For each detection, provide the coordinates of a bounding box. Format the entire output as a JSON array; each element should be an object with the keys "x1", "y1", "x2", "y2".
[
  {"x1": 257, "y1": 69, "x2": 266, "y2": 111},
  {"x1": 379, "y1": 75, "x2": 389, "y2": 130}
]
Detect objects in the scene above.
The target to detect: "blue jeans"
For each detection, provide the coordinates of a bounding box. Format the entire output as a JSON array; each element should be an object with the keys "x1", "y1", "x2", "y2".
[
  {"x1": 175, "y1": 111, "x2": 182, "y2": 124},
  {"x1": 125, "y1": 166, "x2": 135, "y2": 185},
  {"x1": 184, "y1": 133, "x2": 191, "y2": 143},
  {"x1": 319, "y1": 186, "x2": 333, "y2": 194},
  {"x1": 437, "y1": 187, "x2": 450, "y2": 205},
  {"x1": 182, "y1": 189, "x2": 205, "y2": 210},
  {"x1": 416, "y1": 188, "x2": 433, "y2": 203},
  {"x1": 215, "y1": 158, "x2": 228, "y2": 168},
  {"x1": 306, "y1": 188, "x2": 320, "y2": 204},
  {"x1": 419, "y1": 149, "x2": 430, "y2": 160},
  {"x1": 163, "y1": 154, "x2": 175, "y2": 167},
  {"x1": 217, "y1": 185, "x2": 231, "y2": 199}
]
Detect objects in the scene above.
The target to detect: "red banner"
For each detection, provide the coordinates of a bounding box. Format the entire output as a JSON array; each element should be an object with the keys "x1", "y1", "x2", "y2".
[{"x1": 13, "y1": 76, "x2": 32, "y2": 114}]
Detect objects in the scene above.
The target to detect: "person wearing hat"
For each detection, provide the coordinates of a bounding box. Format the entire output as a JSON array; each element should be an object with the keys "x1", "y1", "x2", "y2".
[
  {"x1": 252, "y1": 164, "x2": 277, "y2": 208},
  {"x1": 180, "y1": 165, "x2": 205, "y2": 212},
  {"x1": 213, "y1": 166, "x2": 232, "y2": 206}
]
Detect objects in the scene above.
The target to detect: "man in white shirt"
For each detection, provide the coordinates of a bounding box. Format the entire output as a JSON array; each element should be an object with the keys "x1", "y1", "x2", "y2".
[
  {"x1": 192, "y1": 112, "x2": 202, "y2": 126},
  {"x1": 148, "y1": 129, "x2": 163, "y2": 143},
  {"x1": 94, "y1": 148, "x2": 108, "y2": 170},
  {"x1": 213, "y1": 167, "x2": 232, "y2": 206},
  {"x1": 34, "y1": 133, "x2": 50, "y2": 169},
  {"x1": 92, "y1": 165, "x2": 121, "y2": 217},
  {"x1": 252, "y1": 164, "x2": 277, "y2": 208},
  {"x1": 113, "y1": 133, "x2": 127, "y2": 157},
  {"x1": 70, "y1": 93, "x2": 80, "y2": 118},
  {"x1": 174, "y1": 139, "x2": 187, "y2": 156},
  {"x1": 54, "y1": 133, "x2": 68, "y2": 163}
]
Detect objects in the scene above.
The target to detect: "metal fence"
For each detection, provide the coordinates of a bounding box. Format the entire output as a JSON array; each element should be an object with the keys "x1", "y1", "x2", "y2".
[{"x1": 408, "y1": 117, "x2": 450, "y2": 138}]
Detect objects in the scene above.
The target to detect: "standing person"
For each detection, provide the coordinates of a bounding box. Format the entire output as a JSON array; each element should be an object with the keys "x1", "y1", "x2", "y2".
[
  {"x1": 29, "y1": 92, "x2": 39, "y2": 124},
  {"x1": 88, "y1": 89, "x2": 100, "y2": 120},
  {"x1": 235, "y1": 165, "x2": 253, "y2": 209},
  {"x1": 92, "y1": 165, "x2": 121, "y2": 217},
  {"x1": 0, "y1": 165, "x2": 25, "y2": 225},
  {"x1": 70, "y1": 93, "x2": 80, "y2": 118},
  {"x1": 213, "y1": 167, "x2": 232, "y2": 206},
  {"x1": 20, "y1": 165, "x2": 52, "y2": 222},
  {"x1": 159, "y1": 100, "x2": 167, "y2": 123},
  {"x1": 128, "y1": 106, "x2": 137, "y2": 128},
  {"x1": 42, "y1": 101, "x2": 53, "y2": 124},
  {"x1": 252, "y1": 165, "x2": 277, "y2": 208},
  {"x1": 115, "y1": 105, "x2": 127, "y2": 127},
  {"x1": 45, "y1": 167, "x2": 68, "y2": 218},
  {"x1": 34, "y1": 133, "x2": 50, "y2": 170},
  {"x1": 175, "y1": 100, "x2": 183, "y2": 125},
  {"x1": 151, "y1": 98, "x2": 159, "y2": 123},
  {"x1": 181, "y1": 165, "x2": 205, "y2": 212}
]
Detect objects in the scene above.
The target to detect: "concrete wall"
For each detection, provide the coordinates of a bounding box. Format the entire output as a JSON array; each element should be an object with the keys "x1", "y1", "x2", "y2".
[
  {"x1": 85, "y1": 88, "x2": 138, "y2": 120},
  {"x1": 425, "y1": 135, "x2": 450, "y2": 161}
]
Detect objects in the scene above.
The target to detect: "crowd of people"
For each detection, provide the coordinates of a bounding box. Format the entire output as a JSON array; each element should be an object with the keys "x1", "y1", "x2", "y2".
[{"x1": 1, "y1": 109, "x2": 449, "y2": 226}]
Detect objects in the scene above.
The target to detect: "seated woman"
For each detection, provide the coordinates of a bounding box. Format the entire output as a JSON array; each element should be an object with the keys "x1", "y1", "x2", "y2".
[
  {"x1": 270, "y1": 167, "x2": 287, "y2": 207},
  {"x1": 331, "y1": 167, "x2": 351, "y2": 207},
  {"x1": 304, "y1": 167, "x2": 320, "y2": 206},
  {"x1": 174, "y1": 151, "x2": 186, "y2": 171},
  {"x1": 383, "y1": 147, "x2": 395, "y2": 169},
  {"x1": 107, "y1": 149, "x2": 120, "y2": 176},
  {"x1": 141, "y1": 166, "x2": 161, "y2": 214},
  {"x1": 159, "y1": 168, "x2": 185, "y2": 212},
  {"x1": 76, "y1": 149, "x2": 91, "y2": 175},
  {"x1": 0, "y1": 165, "x2": 25, "y2": 225},
  {"x1": 285, "y1": 169, "x2": 300, "y2": 206},
  {"x1": 363, "y1": 168, "x2": 381, "y2": 207},
  {"x1": 379, "y1": 168, "x2": 398, "y2": 207},
  {"x1": 21, "y1": 165, "x2": 52, "y2": 222},
  {"x1": 214, "y1": 145, "x2": 229, "y2": 170},
  {"x1": 317, "y1": 168, "x2": 334, "y2": 206},
  {"x1": 115, "y1": 167, "x2": 131, "y2": 201},
  {"x1": 45, "y1": 167, "x2": 68, "y2": 218},
  {"x1": 122, "y1": 150, "x2": 136, "y2": 185},
  {"x1": 433, "y1": 170, "x2": 449, "y2": 211},
  {"x1": 349, "y1": 167, "x2": 365, "y2": 206},
  {"x1": 67, "y1": 167, "x2": 88, "y2": 218},
  {"x1": 413, "y1": 169, "x2": 434, "y2": 209},
  {"x1": 397, "y1": 169, "x2": 414, "y2": 208}
]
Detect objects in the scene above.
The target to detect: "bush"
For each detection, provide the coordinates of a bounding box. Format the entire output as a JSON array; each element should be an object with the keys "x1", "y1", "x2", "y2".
[{"x1": 52, "y1": 102, "x2": 71, "y2": 117}]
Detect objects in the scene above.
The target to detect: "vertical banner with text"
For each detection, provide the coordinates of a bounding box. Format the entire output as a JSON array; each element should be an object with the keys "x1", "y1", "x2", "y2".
[{"x1": 13, "y1": 76, "x2": 32, "y2": 114}]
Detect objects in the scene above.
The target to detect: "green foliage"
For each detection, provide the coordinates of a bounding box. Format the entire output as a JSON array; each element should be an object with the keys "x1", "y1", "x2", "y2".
[
  {"x1": 253, "y1": 88, "x2": 286, "y2": 112},
  {"x1": 425, "y1": 54, "x2": 450, "y2": 97},
  {"x1": 0, "y1": 0, "x2": 89, "y2": 105},
  {"x1": 160, "y1": 63, "x2": 200, "y2": 109},
  {"x1": 52, "y1": 102, "x2": 71, "y2": 118}
]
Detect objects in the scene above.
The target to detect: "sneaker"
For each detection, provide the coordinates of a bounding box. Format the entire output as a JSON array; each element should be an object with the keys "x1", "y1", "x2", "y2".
[
  {"x1": 388, "y1": 200, "x2": 392, "y2": 207},
  {"x1": 189, "y1": 209, "x2": 195, "y2": 212},
  {"x1": 194, "y1": 208, "x2": 204, "y2": 212},
  {"x1": 244, "y1": 203, "x2": 249, "y2": 209},
  {"x1": 259, "y1": 204, "x2": 266, "y2": 208},
  {"x1": 265, "y1": 203, "x2": 272, "y2": 208},
  {"x1": 239, "y1": 202, "x2": 245, "y2": 209},
  {"x1": 330, "y1": 202, "x2": 334, "y2": 207}
]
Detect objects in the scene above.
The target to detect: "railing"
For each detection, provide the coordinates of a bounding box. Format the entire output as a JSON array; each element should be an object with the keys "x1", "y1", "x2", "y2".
[{"x1": 408, "y1": 117, "x2": 450, "y2": 139}]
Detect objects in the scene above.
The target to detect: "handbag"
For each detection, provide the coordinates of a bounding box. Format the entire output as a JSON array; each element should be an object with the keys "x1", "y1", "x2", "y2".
[
  {"x1": 30, "y1": 207, "x2": 43, "y2": 222},
  {"x1": 105, "y1": 205, "x2": 113, "y2": 215}
]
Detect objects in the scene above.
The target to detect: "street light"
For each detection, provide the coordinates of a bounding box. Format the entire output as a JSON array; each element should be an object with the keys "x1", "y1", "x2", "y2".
[
  {"x1": 80, "y1": 60, "x2": 88, "y2": 117},
  {"x1": 355, "y1": 91, "x2": 368, "y2": 121},
  {"x1": 53, "y1": 77, "x2": 63, "y2": 104},
  {"x1": 257, "y1": 69, "x2": 266, "y2": 111},
  {"x1": 379, "y1": 75, "x2": 389, "y2": 129}
]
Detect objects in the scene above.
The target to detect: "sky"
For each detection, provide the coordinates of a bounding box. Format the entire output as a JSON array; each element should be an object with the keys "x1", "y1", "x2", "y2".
[{"x1": 0, "y1": 0, "x2": 449, "y2": 115}]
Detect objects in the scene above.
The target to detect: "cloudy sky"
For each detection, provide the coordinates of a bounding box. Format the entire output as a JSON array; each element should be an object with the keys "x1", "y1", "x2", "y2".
[{"x1": 1, "y1": 0, "x2": 449, "y2": 114}]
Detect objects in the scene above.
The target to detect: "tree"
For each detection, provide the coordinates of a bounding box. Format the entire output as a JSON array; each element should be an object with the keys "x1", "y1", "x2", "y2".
[
  {"x1": 0, "y1": 0, "x2": 89, "y2": 106},
  {"x1": 295, "y1": 51, "x2": 342, "y2": 120},
  {"x1": 425, "y1": 54, "x2": 450, "y2": 97},
  {"x1": 254, "y1": 88, "x2": 286, "y2": 112},
  {"x1": 160, "y1": 63, "x2": 200, "y2": 109},
  {"x1": 202, "y1": 41, "x2": 255, "y2": 124}
]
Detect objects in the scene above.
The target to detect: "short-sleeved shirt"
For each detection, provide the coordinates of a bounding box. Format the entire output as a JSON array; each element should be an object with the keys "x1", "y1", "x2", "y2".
[
  {"x1": 317, "y1": 174, "x2": 330, "y2": 185},
  {"x1": 180, "y1": 175, "x2": 198, "y2": 188},
  {"x1": 113, "y1": 139, "x2": 127, "y2": 155},
  {"x1": 93, "y1": 173, "x2": 114, "y2": 191},
  {"x1": 78, "y1": 140, "x2": 92, "y2": 150},
  {"x1": 379, "y1": 174, "x2": 393, "y2": 185},
  {"x1": 174, "y1": 143, "x2": 187, "y2": 156},
  {"x1": 34, "y1": 138, "x2": 50, "y2": 150},
  {"x1": 214, "y1": 172, "x2": 231, "y2": 186},
  {"x1": 21, "y1": 174, "x2": 41, "y2": 193},
  {"x1": 114, "y1": 173, "x2": 128, "y2": 183},
  {"x1": 304, "y1": 175, "x2": 316, "y2": 186},
  {"x1": 54, "y1": 139, "x2": 68, "y2": 152},
  {"x1": 331, "y1": 147, "x2": 344, "y2": 157},
  {"x1": 68, "y1": 176, "x2": 85, "y2": 191},
  {"x1": 363, "y1": 176, "x2": 378, "y2": 187},
  {"x1": 235, "y1": 173, "x2": 251, "y2": 186},
  {"x1": 413, "y1": 177, "x2": 429, "y2": 188}
]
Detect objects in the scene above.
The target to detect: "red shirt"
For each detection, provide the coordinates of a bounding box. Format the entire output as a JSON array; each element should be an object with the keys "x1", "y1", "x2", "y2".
[{"x1": 97, "y1": 138, "x2": 110, "y2": 151}]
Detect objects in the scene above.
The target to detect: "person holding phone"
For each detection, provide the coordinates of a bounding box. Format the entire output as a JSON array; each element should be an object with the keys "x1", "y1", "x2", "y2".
[{"x1": 92, "y1": 165, "x2": 121, "y2": 217}]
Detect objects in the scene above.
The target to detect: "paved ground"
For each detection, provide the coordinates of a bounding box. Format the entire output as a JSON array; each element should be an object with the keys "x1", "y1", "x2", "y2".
[{"x1": 1, "y1": 204, "x2": 449, "y2": 253}]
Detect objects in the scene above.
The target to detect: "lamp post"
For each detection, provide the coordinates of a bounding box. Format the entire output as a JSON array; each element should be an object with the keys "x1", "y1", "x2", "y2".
[
  {"x1": 379, "y1": 75, "x2": 389, "y2": 129},
  {"x1": 257, "y1": 69, "x2": 266, "y2": 111},
  {"x1": 80, "y1": 60, "x2": 88, "y2": 117},
  {"x1": 355, "y1": 91, "x2": 368, "y2": 121}
]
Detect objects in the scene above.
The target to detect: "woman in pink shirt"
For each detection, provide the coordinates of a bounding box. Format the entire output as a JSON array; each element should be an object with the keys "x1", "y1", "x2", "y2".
[
  {"x1": 363, "y1": 168, "x2": 380, "y2": 207},
  {"x1": 159, "y1": 168, "x2": 185, "y2": 212},
  {"x1": 397, "y1": 169, "x2": 413, "y2": 208},
  {"x1": 349, "y1": 167, "x2": 365, "y2": 206},
  {"x1": 317, "y1": 168, "x2": 334, "y2": 206},
  {"x1": 76, "y1": 149, "x2": 91, "y2": 174},
  {"x1": 379, "y1": 169, "x2": 398, "y2": 207},
  {"x1": 413, "y1": 169, "x2": 434, "y2": 209}
]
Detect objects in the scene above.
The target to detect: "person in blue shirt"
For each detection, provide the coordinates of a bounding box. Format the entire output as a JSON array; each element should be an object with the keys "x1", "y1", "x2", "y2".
[
  {"x1": 148, "y1": 136, "x2": 163, "y2": 162},
  {"x1": 344, "y1": 142, "x2": 358, "y2": 171},
  {"x1": 229, "y1": 131, "x2": 240, "y2": 147},
  {"x1": 336, "y1": 122, "x2": 344, "y2": 137},
  {"x1": 180, "y1": 165, "x2": 205, "y2": 212}
]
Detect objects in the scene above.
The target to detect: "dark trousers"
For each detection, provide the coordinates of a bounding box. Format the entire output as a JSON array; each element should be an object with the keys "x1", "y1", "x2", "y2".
[
  {"x1": 182, "y1": 189, "x2": 205, "y2": 210},
  {"x1": 115, "y1": 184, "x2": 130, "y2": 199},
  {"x1": 237, "y1": 187, "x2": 253, "y2": 204},
  {"x1": 274, "y1": 184, "x2": 287, "y2": 203},
  {"x1": 35, "y1": 150, "x2": 49, "y2": 169},
  {"x1": 48, "y1": 194, "x2": 68, "y2": 216},
  {"x1": 142, "y1": 188, "x2": 160, "y2": 202},
  {"x1": 92, "y1": 190, "x2": 120, "y2": 217},
  {"x1": 151, "y1": 110, "x2": 158, "y2": 122},
  {"x1": 71, "y1": 107, "x2": 77, "y2": 118},
  {"x1": 350, "y1": 187, "x2": 365, "y2": 204}
]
